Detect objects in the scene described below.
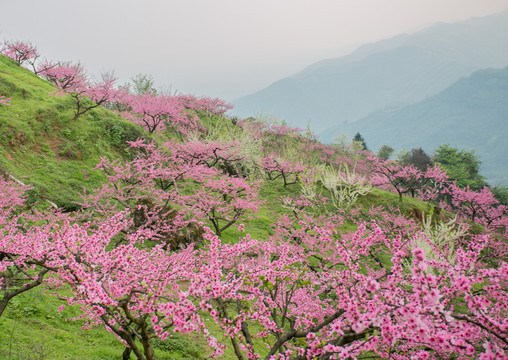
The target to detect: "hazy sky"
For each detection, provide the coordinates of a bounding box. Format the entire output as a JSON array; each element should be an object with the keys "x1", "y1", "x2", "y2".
[{"x1": 1, "y1": 0, "x2": 507, "y2": 101}]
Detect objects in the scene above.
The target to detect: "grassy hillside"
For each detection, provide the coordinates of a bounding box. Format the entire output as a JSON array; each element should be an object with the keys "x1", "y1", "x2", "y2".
[{"x1": 0, "y1": 55, "x2": 145, "y2": 209}]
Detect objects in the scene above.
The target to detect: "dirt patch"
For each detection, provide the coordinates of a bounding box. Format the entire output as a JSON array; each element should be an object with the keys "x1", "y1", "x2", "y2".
[
  {"x1": 80, "y1": 169, "x2": 91, "y2": 180},
  {"x1": 8, "y1": 131, "x2": 28, "y2": 147},
  {"x1": 46, "y1": 136, "x2": 64, "y2": 159}
]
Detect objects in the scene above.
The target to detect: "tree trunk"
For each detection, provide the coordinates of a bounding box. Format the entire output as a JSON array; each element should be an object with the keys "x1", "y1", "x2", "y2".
[{"x1": 122, "y1": 347, "x2": 132, "y2": 360}]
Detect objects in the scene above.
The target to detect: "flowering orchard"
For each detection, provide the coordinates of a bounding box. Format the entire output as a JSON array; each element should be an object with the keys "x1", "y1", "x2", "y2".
[
  {"x1": 1, "y1": 161, "x2": 507, "y2": 359},
  {"x1": 0, "y1": 40, "x2": 507, "y2": 359}
]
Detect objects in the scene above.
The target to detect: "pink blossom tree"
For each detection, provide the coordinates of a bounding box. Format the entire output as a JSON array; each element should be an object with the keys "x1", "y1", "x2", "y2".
[
  {"x1": 186, "y1": 176, "x2": 262, "y2": 237},
  {"x1": 80, "y1": 140, "x2": 219, "y2": 249},
  {"x1": 84, "y1": 138, "x2": 262, "y2": 239},
  {"x1": 73, "y1": 72, "x2": 120, "y2": 119},
  {"x1": 260, "y1": 155, "x2": 307, "y2": 186},
  {"x1": 170, "y1": 140, "x2": 248, "y2": 177},
  {"x1": 1, "y1": 40, "x2": 39, "y2": 68},
  {"x1": 40, "y1": 62, "x2": 86, "y2": 92},
  {"x1": 369, "y1": 156, "x2": 448, "y2": 202},
  {"x1": 446, "y1": 183, "x2": 507, "y2": 226},
  {"x1": 177, "y1": 94, "x2": 233, "y2": 116},
  {"x1": 52, "y1": 213, "x2": 208, "y2": 360},
  {"x1": 121, "y1": 93, "x2": 202, "y2": 135},
  {"x1": 444, "y1": 184, "x2": 508, "y2": 262},
  {"x1": 41, "y1": 63, "x2": 120, "y2": 120},
  {"x1": 0, "y1": 177, "x2": 63, "y2": 317}
]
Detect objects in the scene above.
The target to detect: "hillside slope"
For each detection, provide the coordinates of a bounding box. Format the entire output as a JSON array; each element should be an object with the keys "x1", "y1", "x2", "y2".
[
  {"x1": 233, "y1": 9, "x2": 508, "y2": 133},
  {"x1": 0, "y1": 55, "x2": 144, "y2": 209}
]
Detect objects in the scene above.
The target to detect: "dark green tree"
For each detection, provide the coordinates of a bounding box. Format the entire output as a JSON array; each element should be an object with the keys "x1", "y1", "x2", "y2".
[
  {"x1": 433, "y1": 144, "x2": 486, "y2": 189},
  {"x1": 352, "y1": 132, "x2": 368, "y2": 151},
  {"x1": 377, "y1": 145, "x2": 394, "y2": 160},
  {"x1": 491, "y1": 186, "x2": 508, "y2": 206},
  {"x1": 401, "y1": 147, "x2": 433, "y2": 171}
]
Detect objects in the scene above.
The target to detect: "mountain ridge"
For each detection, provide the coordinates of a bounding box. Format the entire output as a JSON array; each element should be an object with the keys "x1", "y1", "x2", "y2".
[
  {"x1": 329, "y1": 66, "x2": 508, "y2": 185},
  {"x1": 233, "y1": 8, "x2": 508, "y2": 133}
]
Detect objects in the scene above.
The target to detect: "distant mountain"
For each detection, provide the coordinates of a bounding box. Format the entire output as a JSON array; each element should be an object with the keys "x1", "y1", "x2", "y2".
[
  {"x1": 233, "y1": 9, "x2": 508, "y2": 133},
  {"x1": 333, "y1": 67, "x2": 508, "y2": 185}
]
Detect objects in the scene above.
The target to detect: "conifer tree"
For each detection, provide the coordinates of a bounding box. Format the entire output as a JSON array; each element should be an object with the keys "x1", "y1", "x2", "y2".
[{"x1": 352, "y1": 132, "x2": 368, "y2": 150}]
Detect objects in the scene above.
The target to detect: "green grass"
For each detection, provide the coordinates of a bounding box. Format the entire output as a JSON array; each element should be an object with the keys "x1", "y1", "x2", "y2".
[
  {"x1": 220, "y1": 181, "x2": 300, "y2": 243},
  {"x1": 0, "y1": 287, "x2": 124, "y2": 359}
]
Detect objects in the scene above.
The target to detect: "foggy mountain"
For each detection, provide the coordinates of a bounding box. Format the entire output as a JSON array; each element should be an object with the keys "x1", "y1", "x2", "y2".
[
  {"x1": 233, "y1": 9, "x2": 508, "y2": 135},
  {"x1": 333, "y1": 67, "x2": 508, "y2": 185}
]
